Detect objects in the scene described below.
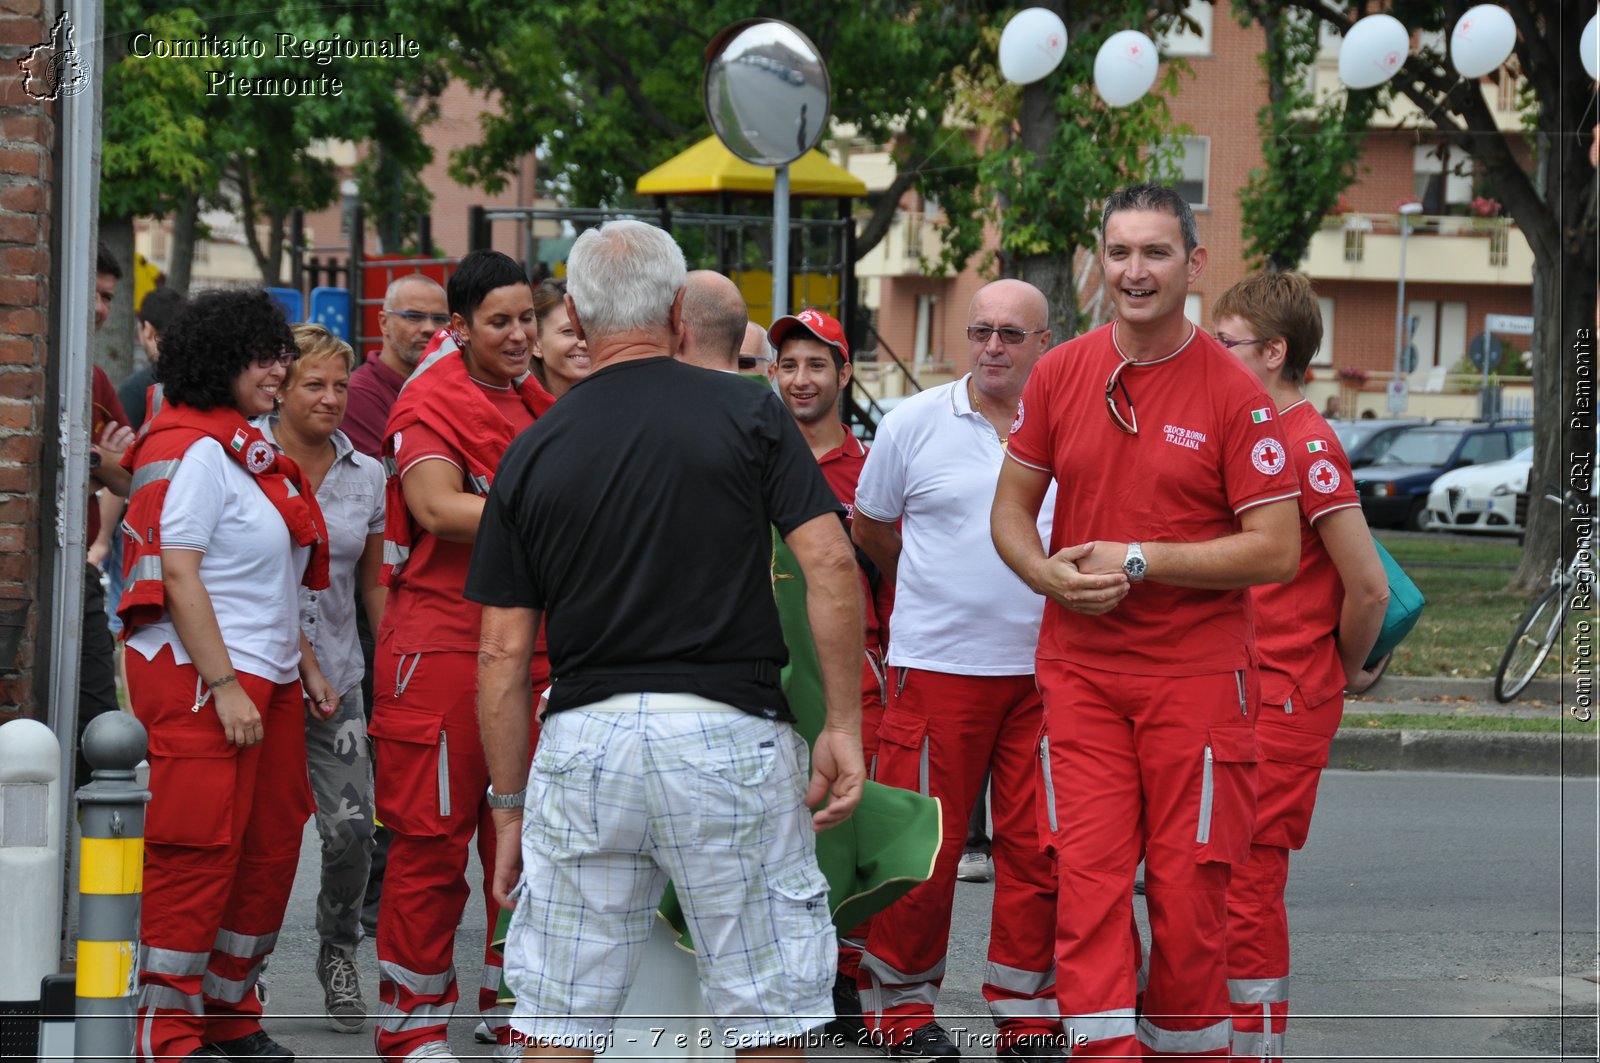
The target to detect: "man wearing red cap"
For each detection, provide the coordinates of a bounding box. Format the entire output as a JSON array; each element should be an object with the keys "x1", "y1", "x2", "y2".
[
  {"x1": 767, "y1": 308, "x2": 890, "y2": 1038},
  {"x1": 850, "y1": 282, "x2": 1064, "y2": 1062}
]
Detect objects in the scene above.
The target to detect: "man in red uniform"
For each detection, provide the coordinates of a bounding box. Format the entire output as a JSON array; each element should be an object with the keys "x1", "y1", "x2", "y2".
[
  {"x1": 993, "y1": 183, "x2": 1302, "y2": 1060},
  {"x1": 370, "y1": 251, "x2": 553, "y2": 1063},
  {"x1": 1212, "y1": 271, "x2": 1388, "y2": 1062},
  {"x1": 766, "y1": 308, "x2": 889, "y2": 1038}
]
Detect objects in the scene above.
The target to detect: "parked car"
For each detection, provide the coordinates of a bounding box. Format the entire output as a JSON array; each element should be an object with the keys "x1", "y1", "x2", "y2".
[
  {"x1": 1354, "y1": 422, "x2": 1533, "y2": 529},
  {"x1": 1330, "y1": 418, "x2": 1428, "y2": 468},
  {"x1": 1425, "y1": 444, "x2": 1534, "y2": 535}
]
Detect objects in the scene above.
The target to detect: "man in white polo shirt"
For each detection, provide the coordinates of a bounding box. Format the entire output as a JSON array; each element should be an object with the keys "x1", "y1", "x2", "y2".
[{"x1": 852, "y1": 279, "x2": 1062, "y2": 1063}]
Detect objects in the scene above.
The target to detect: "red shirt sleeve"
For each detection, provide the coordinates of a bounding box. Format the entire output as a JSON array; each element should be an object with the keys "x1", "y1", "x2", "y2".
[
  {"x1": 1006, "y1": 355, "x2": 1057, "y2": 473},
  {"x1": 91, "y1": 366, "x2": 129, "y2": 441},
  {"x1": 1219, "y1": 387, "x2": 1301, "y2": 515},
  {"x1": 1297, "y1": 436, "x2": 1361, "y2": 523}
]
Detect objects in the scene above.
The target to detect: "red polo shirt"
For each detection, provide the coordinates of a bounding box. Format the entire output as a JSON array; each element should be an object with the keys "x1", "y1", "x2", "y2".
[{"x1": 817, "y1": 427, "x2": 885, "y2": 650}]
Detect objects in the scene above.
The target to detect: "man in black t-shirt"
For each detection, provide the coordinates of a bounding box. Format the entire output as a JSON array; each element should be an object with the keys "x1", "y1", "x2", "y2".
[{"x1": 467, "y1": 220, "x2": 865, "y2": 1055}]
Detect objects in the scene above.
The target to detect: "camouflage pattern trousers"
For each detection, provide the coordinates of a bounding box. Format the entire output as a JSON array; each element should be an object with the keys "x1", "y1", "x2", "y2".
[{"x1": 307, "y1": 685, "x2": 377, "y2": 952}]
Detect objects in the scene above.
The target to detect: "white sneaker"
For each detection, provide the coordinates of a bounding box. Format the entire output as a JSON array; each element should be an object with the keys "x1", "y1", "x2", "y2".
[
  {"x1": 402, "y1": 1042, "x2": 461, "y2": 1062},
  {"x1": 957, "y1": 849, "x2": 994, "y2": 883},
  {"x1": 493, "y1": 1042, "x2": 526, "y2": 1060},
  {"x1": 474, "y1": 1021, "x2": 497, "y2": 1044}
]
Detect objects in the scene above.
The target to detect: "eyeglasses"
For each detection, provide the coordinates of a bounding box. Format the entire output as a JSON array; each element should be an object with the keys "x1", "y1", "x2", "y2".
[
  {"x1": 384, "y1": 309, "x2": 452, "y2": 327},
  {"x1": 255, "y1": 350, "x2": 299, "y2": 368},
  {"x1": 737, "y1": 355, "x2": 771, "y2": 371},
  {"x1": 1105, "y1": 359, "x2": 1137, "y2": 435},
  {"x1": 1214, "y1": 335, "x2": 1267, "y2": 350},
  {"x1": 967, "y1": 325, "x2": 1048, "y2": 345}
]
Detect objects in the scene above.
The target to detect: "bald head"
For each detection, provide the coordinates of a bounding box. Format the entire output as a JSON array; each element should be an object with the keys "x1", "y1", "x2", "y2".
[
  {"x1": 739, "y1": 322, "x2": 770, "y2": 372},
  {"x1": 379, "y1": 273, "x2": 449, "y2": 373},
  {"x1": 969, "y1": 279, "x2": 1048, "y2": 329},
  {"x1": 679, "y1": 270, "x2": 748, "y2": 371},
  {"x1": 967, "y1": 279, "x2": 1052, "y2": 404}
]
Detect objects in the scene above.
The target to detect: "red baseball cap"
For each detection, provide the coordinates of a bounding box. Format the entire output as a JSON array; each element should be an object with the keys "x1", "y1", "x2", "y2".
[{"x1": 767, "y1": 307, "x2": 849, "y2": 363}]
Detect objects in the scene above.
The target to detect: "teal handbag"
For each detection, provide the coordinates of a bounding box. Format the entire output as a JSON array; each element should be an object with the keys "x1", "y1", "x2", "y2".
[{"x1": 1365, "y1": 539, "x2": 1425, "y2": 667}]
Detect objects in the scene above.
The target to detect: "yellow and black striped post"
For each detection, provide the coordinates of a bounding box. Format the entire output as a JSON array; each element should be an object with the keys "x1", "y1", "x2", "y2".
[{"x1": 74, "y1": 711, "x2": 150, "y2": 1062}]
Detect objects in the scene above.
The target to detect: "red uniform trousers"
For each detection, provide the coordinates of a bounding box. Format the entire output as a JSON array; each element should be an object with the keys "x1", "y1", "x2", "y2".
[
  {"x1": 1037, "y1": 659, "x2": 1258, "y2": 1060},
  {"x1": 130, "y1": 646, "x2": 313, "y2": 1062},
  {"x1": 858, "y1": 668, "x2": 1060, "y2": 1048},
  {"x1": 1226, "y1": 686, "x2": 1343, "y2": 1063},
  {"x1": 370, "y1": 645, "x2": 542, "y2": 1062},
  {"x1": 838, "y1": 650, "x2": 888, "y2": 984}
]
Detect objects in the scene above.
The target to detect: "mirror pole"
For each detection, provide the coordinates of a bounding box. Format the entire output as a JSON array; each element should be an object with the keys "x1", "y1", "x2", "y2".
[{"x1": 772, "y1": 164, "x2": 791, "y2": 323}]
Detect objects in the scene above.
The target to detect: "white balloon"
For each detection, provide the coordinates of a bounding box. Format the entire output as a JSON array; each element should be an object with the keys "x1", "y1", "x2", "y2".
[
  {"x1": 1450, "y1": 5, "x2": 1515, "y2": 79},
  {"x1": 1338, "y1": 13, "x2": 1410, "y2": 89},
  {"x1": 1582, "y1": 12, "x2": 1599, "y2": 81},
  {"x1": 1093, "y1": 30, "x2": 1160, "y2": 108},
  {"x1": 998, "y1": 7, "x2": 1070, "y2": 86}
]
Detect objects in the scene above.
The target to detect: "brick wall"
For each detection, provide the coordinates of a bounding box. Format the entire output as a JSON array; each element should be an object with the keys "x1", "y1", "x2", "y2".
[{"x1": 0, "y1": 0, "x2": 57, "y2": 721}]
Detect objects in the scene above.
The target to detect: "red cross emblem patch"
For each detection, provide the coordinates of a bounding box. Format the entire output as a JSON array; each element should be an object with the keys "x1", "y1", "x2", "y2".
[
  {"x1": 1251, "y1": 437, "x2": 1286, "y2": 475},
  {"x1": 1309, "y1": 458, "x2": 1340, "y2": 494}
]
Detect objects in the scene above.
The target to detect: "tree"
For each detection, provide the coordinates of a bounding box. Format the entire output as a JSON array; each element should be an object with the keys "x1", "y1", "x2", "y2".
[
  {"x1": 1238, "y1": 0, "x2": 1596, "y2": 591},
  {"x1": 1233, "y1": 4, "x2": 1377, "y2": 272},
  {"x1": 423, "y1": 0, "x2": 1190, "y2": 341}
]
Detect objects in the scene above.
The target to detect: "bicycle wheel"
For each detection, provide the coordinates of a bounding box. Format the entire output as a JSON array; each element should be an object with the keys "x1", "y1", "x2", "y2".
[{"x1": 1494, "y1": 585, "x2": 1566, "y2": 702}]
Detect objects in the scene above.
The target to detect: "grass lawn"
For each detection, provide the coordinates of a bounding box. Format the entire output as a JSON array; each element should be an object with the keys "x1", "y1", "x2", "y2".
[{"x1": 1372, "y1": 532, "x2": 1584, "y2": 678}]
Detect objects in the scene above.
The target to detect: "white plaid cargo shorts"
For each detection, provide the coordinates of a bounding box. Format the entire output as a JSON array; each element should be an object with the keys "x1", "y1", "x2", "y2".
[{"x1": 505, "y1": 693, "x2": 835, "y2": 1049}]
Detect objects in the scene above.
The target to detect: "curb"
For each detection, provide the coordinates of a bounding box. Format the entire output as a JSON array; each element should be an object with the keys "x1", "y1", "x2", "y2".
[
  {"x1": 1365, "y1": 675, "x2": 1579, "y2": 703},
  {"x1": 1330, "y1": 729, "x2": 1598, "y2": 777}
]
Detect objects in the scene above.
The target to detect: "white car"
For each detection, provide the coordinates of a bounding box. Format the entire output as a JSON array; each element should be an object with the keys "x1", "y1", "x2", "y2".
[{"x1": 1425, "y1": 445, "x2": 1533, "y2": 535}]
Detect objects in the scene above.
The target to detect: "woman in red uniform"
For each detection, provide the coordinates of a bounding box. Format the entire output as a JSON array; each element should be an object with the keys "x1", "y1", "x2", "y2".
[
  {"x1": 1213, "y1": 271, "x2": 1389, "y2": 1063},
  {"x1": 120, "y1": 288, "x2": 336, "y2": 1062},
  {"x1": 370, "y1": 250, "x2": 554, "y2": 1063}
]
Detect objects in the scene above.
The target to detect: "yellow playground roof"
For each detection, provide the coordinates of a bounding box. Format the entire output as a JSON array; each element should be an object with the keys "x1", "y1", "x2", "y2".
[{"x1": 635, "y1": 135, "x2": 867, "y2": 198}]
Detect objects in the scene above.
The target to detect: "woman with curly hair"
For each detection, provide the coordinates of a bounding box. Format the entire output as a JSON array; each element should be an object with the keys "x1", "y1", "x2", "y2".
[
  {"x1": 528, "y1": 277, "x2": 590, "y2": 399},
  {"x1": 119, "y1": 288, "x2": 337, "y2": 1063}
]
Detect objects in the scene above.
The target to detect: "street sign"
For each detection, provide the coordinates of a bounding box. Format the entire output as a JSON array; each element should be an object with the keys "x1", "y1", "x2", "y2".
[
  {"x1": 1485, "y1": 313, "x2": 1534, "y2": 336},
  {"x1": 1468, "y1": 332, "x2": 1504, "y2": 371},
  {"x1": 1386, "y1": 378, "x2": 1409, "y2": 414}
]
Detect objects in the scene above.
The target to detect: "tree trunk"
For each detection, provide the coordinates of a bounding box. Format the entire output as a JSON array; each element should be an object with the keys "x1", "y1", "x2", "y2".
[
  {"x1": 1014, "y1": 0, "x2": 1080, "y2": 341},
  {"x1": 1511, "y1": 121, "x2": 1599, "y2": 594},
  {"x1": 168, "y1": 198, "x2": 199, "y2": 295},
  {"x1": 96, "y1": 214, "x2": 136, "y2": 384}
]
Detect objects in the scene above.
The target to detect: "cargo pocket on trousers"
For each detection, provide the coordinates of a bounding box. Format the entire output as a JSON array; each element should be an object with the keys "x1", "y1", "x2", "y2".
[
  {"x1": 1195, "y1": 725, "x2": 1259, "y2": 866},
  {"x1": 769, "y1": 863, "x2": 834, "y2": 1003},
  {"x1": 529, "y1": 742, "x2": 600, "y2": 856},
  {"x1": 369, "y1": 709, "x2": 449, "y2": 838},
  {"x1": 145, "y1": 728, "x2": 237, "y2": 848},
  {"x1": 873, "y1": 710, "x2": 929, "y2": 793}
]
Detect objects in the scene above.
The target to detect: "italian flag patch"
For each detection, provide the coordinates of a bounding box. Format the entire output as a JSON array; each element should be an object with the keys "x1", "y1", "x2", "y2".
[
  {"x1": 1307, "y1": 440, "x2": 1328, "y2": 453},
  {"x1": 230, "y1": 428, "x2": 247, "y2": 452},
  {"x1": 1250, "y1": 407, "x2": 1272, "y2": 423}
]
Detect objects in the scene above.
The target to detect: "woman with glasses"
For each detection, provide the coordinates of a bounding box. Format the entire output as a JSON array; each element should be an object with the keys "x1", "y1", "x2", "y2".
[
  {"x1": 119, "y1": 288, "x2": 337, "y2": 1063},
  {"x1": 254, "y1": 324, "x2": 387, "y2": 1035},
  {"x1": 529, "y1": 277, "x2": 590, "y2": 399}
]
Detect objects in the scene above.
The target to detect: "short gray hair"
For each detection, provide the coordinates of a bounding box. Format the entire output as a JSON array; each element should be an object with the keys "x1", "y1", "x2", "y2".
[{"x1": 567, "y1": 221, "x2": 687, "y2": 342}]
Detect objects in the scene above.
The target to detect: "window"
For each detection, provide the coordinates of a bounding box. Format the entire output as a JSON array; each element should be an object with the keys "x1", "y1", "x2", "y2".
[
  {"x1": 1311, "y1": 296, "x2": 1334, "y2": 366},
  {"x1": 1343, "y1": 228, "x2": 1365, "y2": 262},
  {"x1": 1158, "y1": 0, "x2": 1213, "y2": 57},
  {"x1": 1460, "y1": 432, "x2": 1509, "y2": 466},
  {"x1": 1412, "y1": 144, "x2": 1473, "y2": 209},
  {"x1": 1185, "y1": 293, "x2": 1201, "y2": 326},
  {"x1": 1173, "y1": 137, "x2": 1209, "y2": 209}
]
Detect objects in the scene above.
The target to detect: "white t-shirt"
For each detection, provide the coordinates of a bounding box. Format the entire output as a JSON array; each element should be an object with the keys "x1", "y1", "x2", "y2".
[
  {"x1": 126, "y1": 437, "x2": 308, "y2": 683},
  {"x1": 854, "y1": 376, "x2": 1056, "y2": 675}
]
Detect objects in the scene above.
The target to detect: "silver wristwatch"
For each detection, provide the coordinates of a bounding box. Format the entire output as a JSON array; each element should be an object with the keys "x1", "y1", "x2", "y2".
[
  {"x1": 486, "y1": 783, "x2": 526, "y2": 809},
  {"x1": 1123, "y1": 542, "x2": 1147, "y2": 582}
]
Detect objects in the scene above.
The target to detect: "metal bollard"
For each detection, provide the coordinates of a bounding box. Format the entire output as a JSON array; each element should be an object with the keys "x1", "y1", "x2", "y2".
[
  {"x1": 74, "y1": 711, "x2": 150, "y2": 1063},
  {"x1": 0, "y1": 718, "x2": 64, "y2": 1002}
]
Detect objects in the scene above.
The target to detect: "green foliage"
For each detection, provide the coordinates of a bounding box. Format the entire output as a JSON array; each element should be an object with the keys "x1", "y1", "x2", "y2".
[
  {"x1": 100, "y1": 7, "x2": 218, "y2": 218},
  {"x1": 1233, "y1": 4, "x2": 1375, "y2": 272}
]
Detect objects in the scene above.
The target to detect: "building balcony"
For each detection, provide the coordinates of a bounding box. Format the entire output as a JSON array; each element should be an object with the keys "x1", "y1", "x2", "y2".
[
  {"x1": 1302, "y1": 212, "x2": 1532, "y2": 286},
  {"x1": 854, "y1": 210, "x2": 952, "y2": 280}
]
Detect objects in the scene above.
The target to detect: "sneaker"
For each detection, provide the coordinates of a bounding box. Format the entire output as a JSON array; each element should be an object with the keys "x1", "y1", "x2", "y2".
[
  {"x1": 956, "y1": 850, "x2": 994, "y2": 883},
  {"x1": 401, "y1": 1043, "x2": 460, "y2": 1063},
  {"x1": 997, "y1": 1034, "x2": 1067, "y2": 1063},
  {"x1": 316, "y1": 941, "x2": 366, "y2": 1033},
  {"x1": 186, "y1": 1049, "x2": 229, "y2": 1059},
  {"x1": 824, "y1": 975, "x2": 873, "y2": 1047},
  {"x1": 208, "y1": 1030, "x2": 294, "y2": 1061},
  {"x1": 493, "y1": 1042, "x2": 526, "y2": 1060},
  {"x1": 474, "y1": 1021, "x2": 497, "y2": 1044},
  {"x1": 889, "y1": 1022, "x2": 960, "y2": 1061}
]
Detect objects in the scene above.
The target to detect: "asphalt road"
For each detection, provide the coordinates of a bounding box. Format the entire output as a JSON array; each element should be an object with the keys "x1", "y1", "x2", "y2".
[{"x1": 259, "y1": 771, "x2": 1598, "y2": 1062}]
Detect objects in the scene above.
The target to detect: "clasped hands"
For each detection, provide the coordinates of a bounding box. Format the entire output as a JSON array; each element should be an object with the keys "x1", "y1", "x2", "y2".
[{"x1": 1034, "y1": 541, "x2": 1132, "y2": 615}]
